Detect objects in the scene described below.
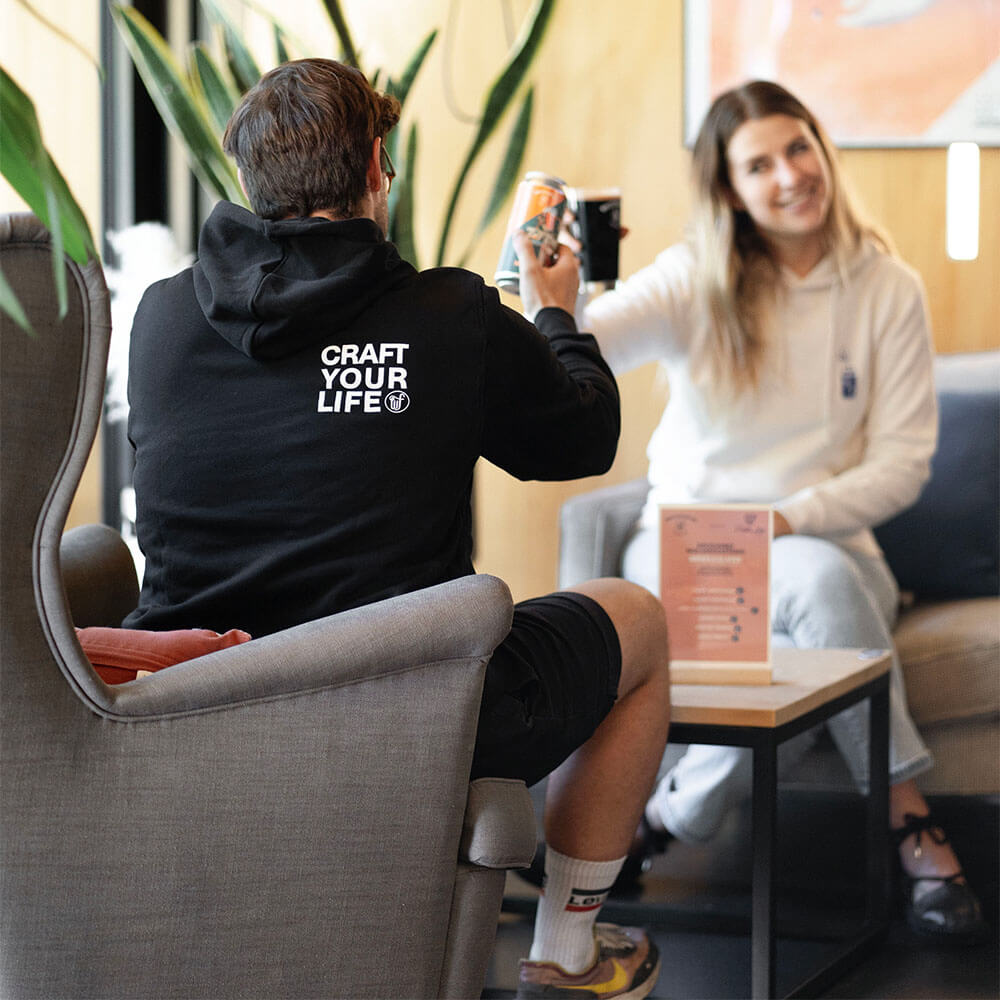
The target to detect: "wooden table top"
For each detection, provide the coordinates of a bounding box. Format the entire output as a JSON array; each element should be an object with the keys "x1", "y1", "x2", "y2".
[{"x1": 670, "y1": 647, "x2": 892, "y2": 729}]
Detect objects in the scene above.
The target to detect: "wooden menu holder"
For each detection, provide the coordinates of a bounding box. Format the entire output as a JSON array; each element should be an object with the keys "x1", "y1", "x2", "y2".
[{"x1": 659, "y1": 504, "x2": 773, "y2": 685}]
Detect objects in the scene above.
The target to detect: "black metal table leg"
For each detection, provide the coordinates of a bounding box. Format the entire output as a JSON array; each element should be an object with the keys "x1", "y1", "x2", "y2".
[
  {"x1": 867, "y1": 680, "x2": 890, "y2": 925},
  {"x1": 784, "y1": 674, "x2": 891, "y2": 999},
  {"x1": 752, "y1": 736, "x2": 779, "y2": 999}
]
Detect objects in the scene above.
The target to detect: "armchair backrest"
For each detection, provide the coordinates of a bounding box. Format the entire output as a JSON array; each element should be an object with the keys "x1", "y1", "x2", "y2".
[{"x1": 1, "y1": 211, "x2": 112, "y2": 708}]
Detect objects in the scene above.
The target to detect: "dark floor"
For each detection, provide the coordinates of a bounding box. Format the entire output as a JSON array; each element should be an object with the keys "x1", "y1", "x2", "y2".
[{"x1": 484, "y1": 793, "x2": 999, "y2": 999}]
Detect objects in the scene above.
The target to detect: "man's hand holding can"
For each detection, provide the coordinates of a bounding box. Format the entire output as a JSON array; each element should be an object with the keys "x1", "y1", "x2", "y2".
[{"x1": 513, "y1": 230, "x2": 581, "y2": 322}]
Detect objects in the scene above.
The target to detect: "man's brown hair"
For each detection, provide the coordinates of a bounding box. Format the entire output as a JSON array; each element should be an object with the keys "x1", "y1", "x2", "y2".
[{"x1": 223, "y1": 58, "x2": 400, "y2": 220}]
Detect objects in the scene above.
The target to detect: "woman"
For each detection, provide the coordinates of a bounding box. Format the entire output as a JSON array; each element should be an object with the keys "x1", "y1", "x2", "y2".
[{"x1": 582, "y1": 80, "x2": 984, "y2": 941}]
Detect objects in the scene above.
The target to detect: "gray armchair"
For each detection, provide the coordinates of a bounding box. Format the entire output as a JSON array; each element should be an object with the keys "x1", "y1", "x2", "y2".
[{"x1": 1, "y1": 212, "x2": 535, "y2": 999}]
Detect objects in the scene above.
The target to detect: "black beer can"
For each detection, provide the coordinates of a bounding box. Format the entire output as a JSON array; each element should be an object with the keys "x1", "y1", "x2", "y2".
[{"x1": 495, "y1": 172, "x2": 568, "y2": 294}]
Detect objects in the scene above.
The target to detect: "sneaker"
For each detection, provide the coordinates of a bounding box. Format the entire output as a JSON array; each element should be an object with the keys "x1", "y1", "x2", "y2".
[{"x1": 517, "y1": 923, "x2": 660, "y2": 999}]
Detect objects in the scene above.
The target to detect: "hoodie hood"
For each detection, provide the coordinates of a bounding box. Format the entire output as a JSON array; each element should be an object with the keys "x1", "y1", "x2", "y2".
[{"x1": 192, "y1": 200, "x2": 415, "y2": 359}]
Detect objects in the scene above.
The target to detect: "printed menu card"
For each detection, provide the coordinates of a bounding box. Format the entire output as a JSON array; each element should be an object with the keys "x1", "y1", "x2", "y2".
[{"x1": 658, "y1": 504, "x2": 773, "y2": 684}]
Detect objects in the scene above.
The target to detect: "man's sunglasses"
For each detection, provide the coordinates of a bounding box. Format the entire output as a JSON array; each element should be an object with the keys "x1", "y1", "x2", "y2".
[{"x1": 380, "y1": 141, "x2": 396, "y2": 193}]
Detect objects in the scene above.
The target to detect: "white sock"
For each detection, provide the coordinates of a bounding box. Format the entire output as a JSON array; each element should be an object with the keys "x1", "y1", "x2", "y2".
[{"x1": 528, "y1": 846, "x2": 626, "y2": 973}]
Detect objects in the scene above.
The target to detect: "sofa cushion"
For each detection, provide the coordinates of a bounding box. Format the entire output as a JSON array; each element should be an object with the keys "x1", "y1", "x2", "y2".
[
  {"x1": 894, "y1": 596, "x2": 1000, "y2": 726},
  {"x1": 875, "y1": 352, "x2": 999, "y2": 599},
  {"x1": 908, "y1": 719, "x2": 1000, "y2": 797},
  {"x1": 76, "y1": 626, "x2": 252, "y2": 684}
]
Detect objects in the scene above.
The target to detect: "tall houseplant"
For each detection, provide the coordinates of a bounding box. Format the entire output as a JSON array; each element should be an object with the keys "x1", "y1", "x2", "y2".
[{"x1": 111, "y1": 0, "x2": 557, "y2": 269}]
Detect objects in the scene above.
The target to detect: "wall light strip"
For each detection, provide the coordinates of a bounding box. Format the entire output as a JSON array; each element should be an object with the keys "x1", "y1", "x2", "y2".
[{"x1": 946, "y1": 142, "x2": 980, "y2": 261}]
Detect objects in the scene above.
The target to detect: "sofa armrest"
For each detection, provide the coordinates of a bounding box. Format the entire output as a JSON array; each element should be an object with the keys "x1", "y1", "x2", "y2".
[
  {"x1": 558, "y1": 478, "x2": 649, "y2": 588},
  {"x1": 893, "y1": 595, "x2": 1000, "y2": 728},
  {"x1": 60, "y1": 524, "x2": 140, "y2": 627}
]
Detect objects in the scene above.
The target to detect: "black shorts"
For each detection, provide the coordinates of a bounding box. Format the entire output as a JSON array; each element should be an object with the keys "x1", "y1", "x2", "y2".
[{"x1": 470, "y1": 591, "x2": 622, "y2": 787}]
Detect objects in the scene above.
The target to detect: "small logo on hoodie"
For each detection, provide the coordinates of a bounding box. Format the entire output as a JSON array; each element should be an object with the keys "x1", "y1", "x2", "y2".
[
  {"x1": 841, "y1": 365, "x2": 857, "y2": 399},
  {"x1": 838, "y1": 351, "x2": 856, "y2": 399},
  {"x1": 316, "y1": 341, "x2": 410, "y2": 414}
]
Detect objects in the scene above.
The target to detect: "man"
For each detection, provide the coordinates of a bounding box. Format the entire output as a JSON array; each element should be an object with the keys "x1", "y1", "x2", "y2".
[{"x1": 125, "y1": 58, "x2": 670, "y2": 998}]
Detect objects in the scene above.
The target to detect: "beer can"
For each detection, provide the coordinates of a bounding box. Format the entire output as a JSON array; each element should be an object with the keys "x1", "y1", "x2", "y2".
[{"x1": 495, "y1": 172, "x2": 567, "y2": 294}]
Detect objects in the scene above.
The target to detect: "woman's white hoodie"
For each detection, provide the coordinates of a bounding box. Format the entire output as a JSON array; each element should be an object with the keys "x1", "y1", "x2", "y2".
[{"x1": 584, "y1": 239, "x2": 937, "y2": 557}]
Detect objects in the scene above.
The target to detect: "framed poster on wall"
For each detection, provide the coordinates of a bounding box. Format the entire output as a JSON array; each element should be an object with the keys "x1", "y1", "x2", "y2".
[{"x1": 683, "y1": 0, "x2": 1000, "y2": 147}]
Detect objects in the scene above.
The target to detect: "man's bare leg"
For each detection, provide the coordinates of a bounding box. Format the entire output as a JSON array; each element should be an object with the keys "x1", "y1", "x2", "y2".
[
  {"x1": 544, "y1": 577, "x2": 671, "y2": 861},
  {"x1": 523, "y1": 577, "x2": 670, "y2": 988}
]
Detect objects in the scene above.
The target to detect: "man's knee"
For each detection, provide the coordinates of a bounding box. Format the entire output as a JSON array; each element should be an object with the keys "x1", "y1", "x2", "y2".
[
  {"x1": 567, "y1": 577, "x2": 669, "y2": 686},
  {"x1": 567, "y1": 577, "x2": 665, "y2": 632}
]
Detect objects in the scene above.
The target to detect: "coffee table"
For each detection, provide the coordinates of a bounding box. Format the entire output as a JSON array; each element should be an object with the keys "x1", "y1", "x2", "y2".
[{"x1": 662, "y1": 646, "x2": 892, "y2": 999}]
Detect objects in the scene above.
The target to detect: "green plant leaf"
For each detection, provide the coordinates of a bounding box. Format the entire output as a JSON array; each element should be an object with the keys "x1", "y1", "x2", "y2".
[
  {"x1": 0, "y1": 266, "x2": 35, "y2": 335},
  {"x1": 215, "y1": 0, "x2": 310, "y2": 62},
  {"x1": 190, "y1": 43, "x2": 239, "y2": 133},
  {"x1": 0, "y1": 129, "x2": 69, "y2": 314},
  {"x1": 459, "y1": 87, "x2": 534, "y2": 266},
  {"x1": 435, "y1": 0, "x2": 556, "y2": 266},
  {"x1": 111, "y1": 5, "x2": 244, "y2": 204},
  {"x1": 221, "y1": 23, "x2": 262, "y2": 93},
  {"x1": 319, "y1": 0, "x2": 358, "y2": 67},
  {"x1": 0, "y1": 66, "x2": 98, "y2": 323},
  {"x1": 274, "y1": 22, "x2": 290, "y2": 65},
  {"x1": 200, "y1": 0, "x2": 262, "y2": 93},
  {"x1": 388, "y1": 123, "x2": 419, "y2": 269},
  {"x1": 385, "y1": 30, "x2": 437, "y2": 108},
  {"x1": 0, "y1": 68, "x2": 95, "y2": 264}
]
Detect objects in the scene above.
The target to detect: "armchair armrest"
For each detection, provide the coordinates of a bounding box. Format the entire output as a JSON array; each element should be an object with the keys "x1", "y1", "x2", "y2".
[
  {"x1": 53, "y1": 574, "x2": 513, "y2": 721},
  {"x1": 460, "y1": 777, "x2": 536, "y2": 869},
  {"x1": 558, "y1": 478, "x2": 649, "y2": 587},
  {"x1": 60, "y1": 524, "x2": 139, "y2": 627}
]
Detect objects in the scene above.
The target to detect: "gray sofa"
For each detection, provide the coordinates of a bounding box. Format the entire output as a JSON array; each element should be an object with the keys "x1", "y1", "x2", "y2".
[
  {"x1": 559, "y1": 350, "x2": 1000, "y2": 798},
  {"x1": 1, "y1": 212, "x2": 535, "y2": 1000}
]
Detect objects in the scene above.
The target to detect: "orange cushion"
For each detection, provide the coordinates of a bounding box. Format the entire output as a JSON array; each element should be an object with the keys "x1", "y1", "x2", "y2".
[{"x1": 76, "y1": 627, "x2": 252, "y2": 684}]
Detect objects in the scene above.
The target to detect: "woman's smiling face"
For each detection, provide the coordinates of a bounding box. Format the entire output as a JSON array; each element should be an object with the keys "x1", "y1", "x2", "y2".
[{"x1": 725, "y1": 113, "x2": 832, "y2": 270}]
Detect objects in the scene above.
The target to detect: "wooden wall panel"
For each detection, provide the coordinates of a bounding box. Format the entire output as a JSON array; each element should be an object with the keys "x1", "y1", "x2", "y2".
[{"x1": 842, "y1": 147, "x2": 999, "y2": 354}]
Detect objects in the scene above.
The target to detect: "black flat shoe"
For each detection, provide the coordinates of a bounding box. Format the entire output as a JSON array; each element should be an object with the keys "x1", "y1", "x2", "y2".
[{"x1": 891, "y1": 812, "x2": 988, "y2": 944}]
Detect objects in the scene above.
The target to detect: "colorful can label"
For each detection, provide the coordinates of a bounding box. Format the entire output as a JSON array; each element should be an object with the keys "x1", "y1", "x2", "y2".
[{"x1": 495, "y1": 172, "x2": 567, "y2": 293}]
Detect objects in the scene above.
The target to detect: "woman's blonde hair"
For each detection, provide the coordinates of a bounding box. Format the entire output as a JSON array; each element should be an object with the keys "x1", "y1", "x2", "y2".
[{"x1": 688, "y1": 80, "x2": 891, "y2": 400}]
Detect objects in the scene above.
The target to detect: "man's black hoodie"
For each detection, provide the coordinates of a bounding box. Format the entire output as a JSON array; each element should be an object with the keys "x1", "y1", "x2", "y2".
[{"x1": 125, "y1": 201, "x2": 620, "y2": 636}]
